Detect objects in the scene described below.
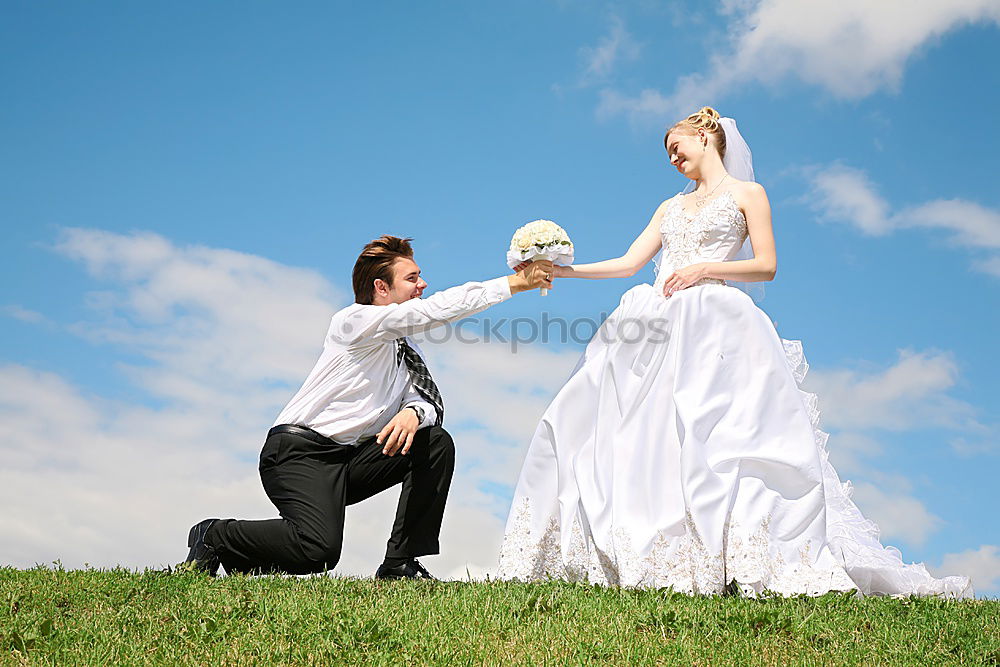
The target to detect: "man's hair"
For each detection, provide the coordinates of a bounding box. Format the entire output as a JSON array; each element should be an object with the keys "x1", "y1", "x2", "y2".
[{"x1": 352, "y1": 235, "x2": 415, "y2": 304}]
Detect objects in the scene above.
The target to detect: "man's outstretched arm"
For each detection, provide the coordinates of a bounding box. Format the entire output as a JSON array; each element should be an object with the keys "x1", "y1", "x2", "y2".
[{"x1": 332, "y1": 261, "x2": 553, "y2": 345}]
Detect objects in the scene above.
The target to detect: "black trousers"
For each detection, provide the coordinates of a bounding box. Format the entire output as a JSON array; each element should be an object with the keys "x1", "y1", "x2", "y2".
[{"x1": 207, "y1": 425, "x2": 455, "y2": 575}]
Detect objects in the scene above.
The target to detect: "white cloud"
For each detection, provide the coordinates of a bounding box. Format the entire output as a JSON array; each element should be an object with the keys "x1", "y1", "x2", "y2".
[
  {"x1": 579, "y1": 16, "x2": 641, "y2": 84},
  {"x1": 0, "y1": 228, "x2": 347, "y2": 571},
  {"x1": 0, "y1": 228, "x2": 576, "y2": 581},
  {"x1": 932, "y1": 545, "x2": 1000, "y2": 595},
  {"x1": 974, "y1": 256, "x2": 1000, "y2": 278},
  {"x1": 906, "y1": 200, "x2": 1000, "y2": 249},
  {"x1": 418, "y1": 336, "x2": 580, "y2": 443},
  {"x1": 817, "y1": 431, "x2": 882, "y2": 477},
  {"x1": 0, "y1": 363, "x2": 275, "y2": 569},
  {"x1": 949, "y1": 437, "x2": 998, "y2": 457},
  {"x1": 2, "y1": 305, "x2": 50, "y2": 325},
  {"x1": 719, "y1": 0, "x2": 1000, "y2": 97},
  {"x1": 600, "y1": 0, "x2": 1000, "y2": 121},
  {"x1": 596, "y1": 88, "x2": 672, "y2": 121},
  {"x1": 803, "y1": 348, "x2": 991, "y2": 549},
  {"x1": 851, "y1": 482, "x2": 942, "y2": 548},
  {"x1": 808, "y1": 164, "x2": 1000, "y2": 277},
  {"x1": 53, "y1": 228, "x2": 341, "y2": 394},
  {"x1": 806, "y1": 165, "x2": 893, "y2": 236},
  {"x1": 804, "y1": 349, "x2": 977, "y2": 432}
]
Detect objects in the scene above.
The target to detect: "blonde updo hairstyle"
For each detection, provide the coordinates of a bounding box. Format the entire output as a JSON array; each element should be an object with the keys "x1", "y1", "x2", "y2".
[{"x1": 665, "y1": 106, "x2": 727, "y2": 160}]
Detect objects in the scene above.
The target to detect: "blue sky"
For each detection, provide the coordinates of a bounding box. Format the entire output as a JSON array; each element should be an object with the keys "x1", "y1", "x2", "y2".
[{"x1": 2, "y1": 1, "x2": 998, "y2": 594}]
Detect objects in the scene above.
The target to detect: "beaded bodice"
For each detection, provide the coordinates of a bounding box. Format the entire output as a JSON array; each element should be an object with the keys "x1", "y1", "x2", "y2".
[{"x1": 652, "y1": 190, "x2": 748, "y2": 291}]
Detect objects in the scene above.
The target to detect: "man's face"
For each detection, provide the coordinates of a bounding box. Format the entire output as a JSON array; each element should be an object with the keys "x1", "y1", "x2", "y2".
[{"x1": 380, "y1": 257, "x2": 427, "y2": 304}]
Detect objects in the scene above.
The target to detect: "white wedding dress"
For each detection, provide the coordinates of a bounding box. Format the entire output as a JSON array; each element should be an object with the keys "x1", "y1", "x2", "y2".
[{"x1": 496, "y1": 192, "x2": 972, "y2": 597}]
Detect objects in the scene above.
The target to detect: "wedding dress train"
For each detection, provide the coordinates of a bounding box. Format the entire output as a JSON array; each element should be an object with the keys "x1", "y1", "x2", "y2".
[{"x1": 496, "y1": 192, "x2": 971, "y2": 597}]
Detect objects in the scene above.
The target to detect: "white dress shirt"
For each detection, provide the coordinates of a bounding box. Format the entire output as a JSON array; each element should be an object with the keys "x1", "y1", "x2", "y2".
[{"x1": 273, "y1": 277, "x2": 512, "y2": 444}]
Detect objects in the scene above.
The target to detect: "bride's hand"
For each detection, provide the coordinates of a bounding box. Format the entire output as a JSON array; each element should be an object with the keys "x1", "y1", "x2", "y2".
[{"x1": 663, "y1": 263, "x2": 707, "y2": 297}]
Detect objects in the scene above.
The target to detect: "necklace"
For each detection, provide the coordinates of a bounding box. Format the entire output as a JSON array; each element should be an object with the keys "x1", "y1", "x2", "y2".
[{"x1": 693, "y1": 174, "x2": 728, "y2": 208}]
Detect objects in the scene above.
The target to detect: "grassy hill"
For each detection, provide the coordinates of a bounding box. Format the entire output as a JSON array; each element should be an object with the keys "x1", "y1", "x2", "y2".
[{"x1": 2, "y1": 566, "x2": 997, "y2": 665}]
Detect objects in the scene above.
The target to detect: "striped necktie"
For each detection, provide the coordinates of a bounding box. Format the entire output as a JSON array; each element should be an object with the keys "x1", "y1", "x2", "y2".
[{"x1": 396, "y1": 338, "x2": 444, "y2": 426}]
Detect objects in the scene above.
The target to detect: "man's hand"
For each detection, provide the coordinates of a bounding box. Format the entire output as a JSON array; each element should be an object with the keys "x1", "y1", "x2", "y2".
[
  {"x1": 515, "y1": 261, "x2": 571, "y2": 278},
  {"x1": 508, "y1": 260, "x2": 554, "y2": 294},
  {"x1": 376, "y1": 408, "x2": 420, "y2": 456}
]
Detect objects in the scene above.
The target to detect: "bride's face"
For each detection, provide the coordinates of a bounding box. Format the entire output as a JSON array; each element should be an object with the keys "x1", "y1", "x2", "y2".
[{"x1": 666, "y1": 130, "x2": 703, "y2": 179}]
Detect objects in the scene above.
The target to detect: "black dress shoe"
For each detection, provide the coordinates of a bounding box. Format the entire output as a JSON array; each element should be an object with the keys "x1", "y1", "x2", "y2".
[
  {"x1": 185, "y1": 518, "x2": 221, "y2": 576},
  {"x1": 374, "y1": 558, "x2": 437, "y2": 580}
]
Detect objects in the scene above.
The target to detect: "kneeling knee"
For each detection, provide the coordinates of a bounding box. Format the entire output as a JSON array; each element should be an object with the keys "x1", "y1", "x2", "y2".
[{"x1": 300, "y1": 540, "x2": 342, "y2": 572}]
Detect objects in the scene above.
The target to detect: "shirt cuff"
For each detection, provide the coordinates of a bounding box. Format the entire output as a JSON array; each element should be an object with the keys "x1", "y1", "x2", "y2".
[{"x1": 486, "y1": 276, "x2": 513, "y2": 302}]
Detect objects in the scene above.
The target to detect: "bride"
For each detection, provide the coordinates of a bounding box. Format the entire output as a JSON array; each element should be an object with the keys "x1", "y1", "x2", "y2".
[{"x1": 496, "y1": 107, "x2": 971, "y2": 597}]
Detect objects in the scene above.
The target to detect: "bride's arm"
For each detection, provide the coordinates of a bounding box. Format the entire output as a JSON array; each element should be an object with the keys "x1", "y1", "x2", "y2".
[
  {"x1": 662, "y1": 184, "x2": 776, "y2": 294},
  {"x1": 553, "y1": 200, "x2": 668, "y2": 280}
]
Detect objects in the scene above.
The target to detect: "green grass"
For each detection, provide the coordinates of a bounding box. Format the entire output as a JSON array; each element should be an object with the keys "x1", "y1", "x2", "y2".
[{"x1": 1, "y1": 567, "x2": 997, "y2": 666}]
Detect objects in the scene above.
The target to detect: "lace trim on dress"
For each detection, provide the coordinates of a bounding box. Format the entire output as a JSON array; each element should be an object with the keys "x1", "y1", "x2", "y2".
[
  {"x1": 496, "y1": 497, "x2": 857, "y2": 596},
  {"x1": 781, "y1": 339, "x2": 971, "y2": 598}
]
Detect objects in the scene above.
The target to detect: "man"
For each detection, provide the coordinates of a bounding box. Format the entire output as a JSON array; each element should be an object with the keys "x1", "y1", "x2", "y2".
[{"x1": 184, "y1": 235, "x2": 553, "y2": 579}]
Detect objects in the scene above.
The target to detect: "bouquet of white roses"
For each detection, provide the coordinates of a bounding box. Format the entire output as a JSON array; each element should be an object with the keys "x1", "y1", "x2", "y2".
[{"x1": 506, "y1": 219, "x2": 574, "y2": 296}]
